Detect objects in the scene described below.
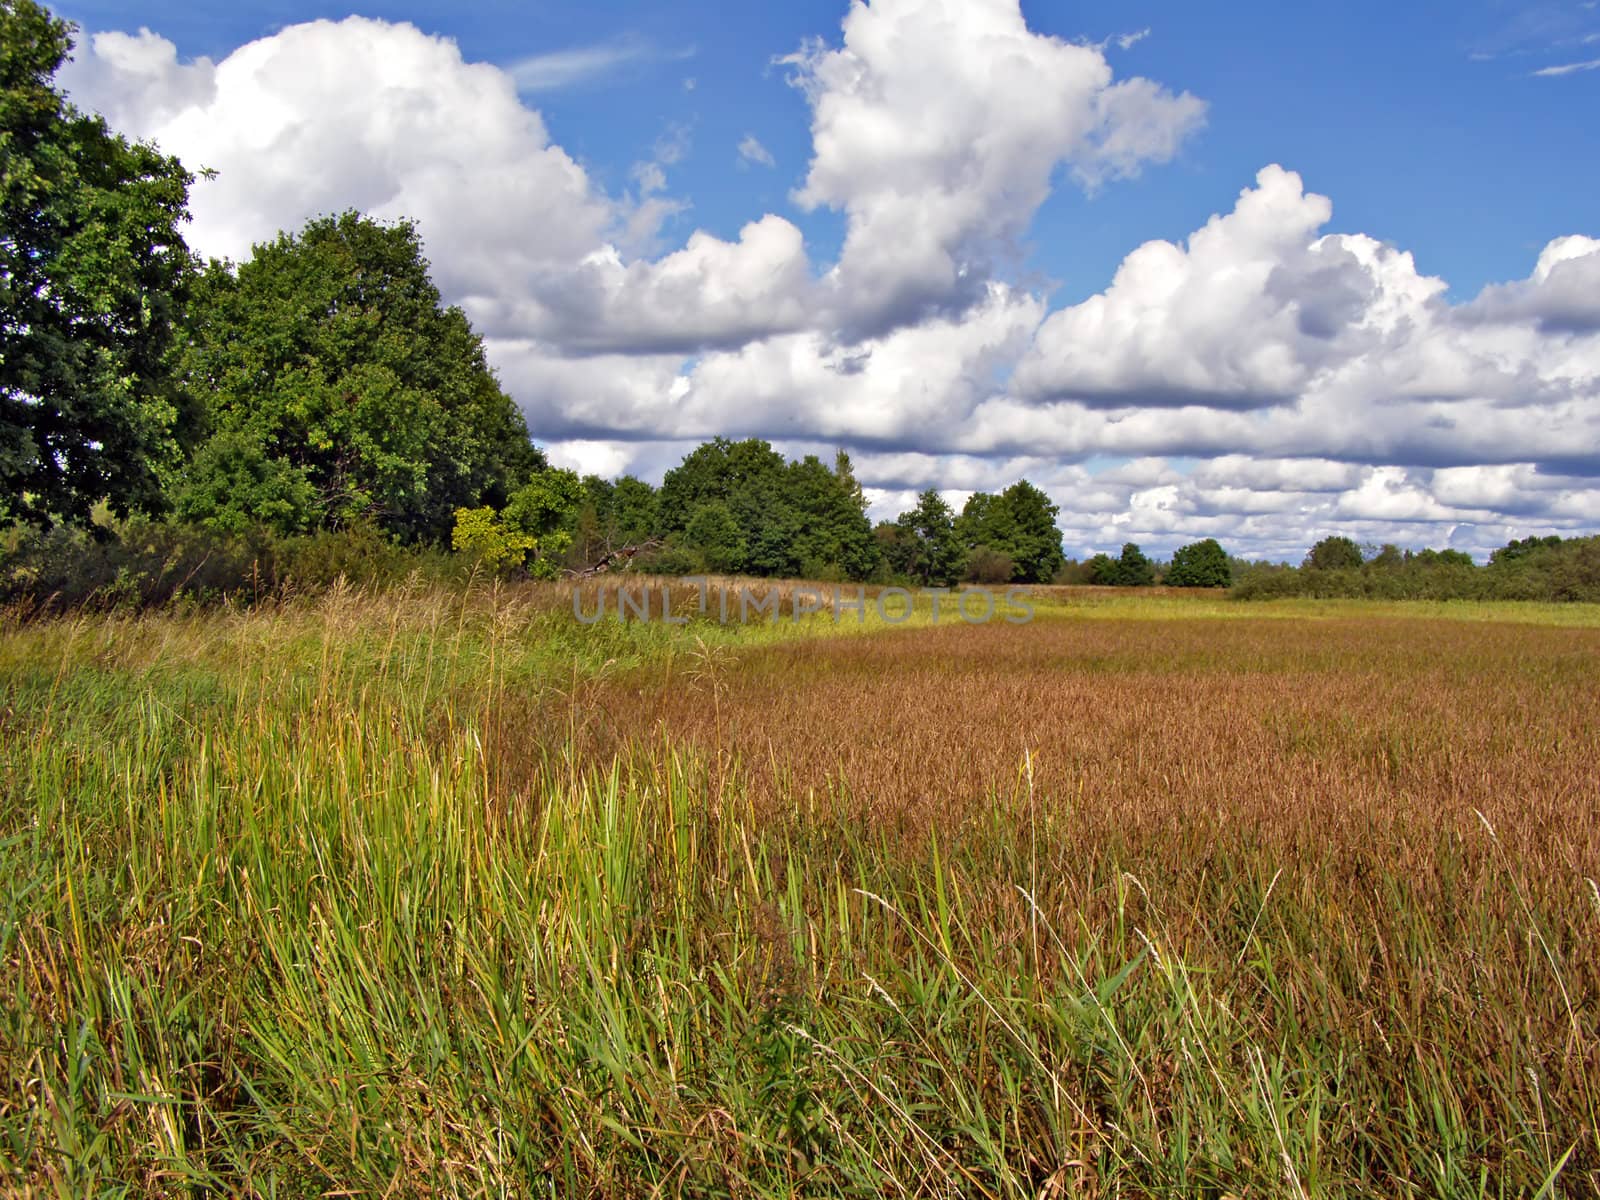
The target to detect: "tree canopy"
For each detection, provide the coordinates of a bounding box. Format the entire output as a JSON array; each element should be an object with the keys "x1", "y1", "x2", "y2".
[
  {"x1": 1304, "y1": 535, "x2": 1365, "y2": 571},
  {"x1": 1, "y1": 0, "x2": 197, "y2": 527},
  {"x1": 890, "y1": 489, "x2": 966, "y2": 587},
  {"x1": 1166, "y1": 538, "x2": 1232, "y2": 587},
  {"x1": 1088, "y1": 542, "x2": 1155, "y2": 587},
  {"x1": 172, "y1": 212, "x2": 543, "y2": 542},
  {"x1": 656, "y1": 438, "x2": 876, "y2": 579},
  {"x1": 954, "y1": 480, "x2": 1065, "y2": 583}
]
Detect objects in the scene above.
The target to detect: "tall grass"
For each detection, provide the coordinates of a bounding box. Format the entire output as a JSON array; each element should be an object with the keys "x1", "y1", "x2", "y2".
[{"x1": 0, "y1": 584, "x2": 1596, "y2": 1196}]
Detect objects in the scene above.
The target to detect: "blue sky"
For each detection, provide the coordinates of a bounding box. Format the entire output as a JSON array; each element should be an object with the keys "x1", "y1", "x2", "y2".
[
  {"x1": 61, "y1": 0, "x2": 1599, "y2": 300},
  {"x1": 55, "y1": 0, "x2": 1600, "y2": 558}
]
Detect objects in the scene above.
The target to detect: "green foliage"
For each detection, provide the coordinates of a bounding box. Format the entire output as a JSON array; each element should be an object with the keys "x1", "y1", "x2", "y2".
[
  {"x1": 685, "y1": 501, "x2": 746, "y2": 573},
  {"x1": 1086, "y1": 552, "x2": 1119, "y2": 585},
  {"x1": 0, "y1": 1, "x2": 198, "y2": 526},
  {"x1": 1119, "y1": 543, "x2": 1154, "y2": 586},
  {"x1": 1166, "y1": 538, "x2": 1232, "y2": 588},
  {"x1": 1368, "y1": 542, "x2": 1404, "y2": 569},
  {"x1": 172, "y1": 430, "x2": 319, "y2": 536},
  {"x1": 1001, "y1": 480, "x2": 1067, "y2": 583},
  {"x1": 503, "y1": 467, "x2": 582, "y2": 538},
  {"x1": 872, "y1": 521, "x2": 915, "y2": 583},
  {"x1": 447, "y1": 469, "x2": 582, "y2": 578},
  {"x1": 1413, "y1": 547, "x2": 1474, "y2": 568},
  {"x1": 659, "y1": 438, "x2": 799, "y2": 575},
  {"x1": 1486, "y1": 534, "x2": 1600, "y2": 601},
  {"x1": 1106, "y1": 542, "x2": 1155, "y2": 587},
  {"x1": 1491, "y1": 535, "x2": 1563, "y2": 564},
  {"x1": 450, "y1": 506, "x2": 538, "y2": 573},
  {"x1": 1304, "y1": 535, "x2": 1365, "y2": 571},
  {"x1": 659, "y1": 439, "x2": 877, "y2": 580},
  {"x1": 173, "y1": 211, "x2": 543, "y2": 544},
  {"x1": 787, "y1": 451, "x2": 878, "y2": 580},
  {"x1": 1233, "y1": 536, "x2": 1600, "y2": 603},
  {"x1": 573, "y1": 474, "x2": 659, "y2": 566},
  {"x1": 0, "y1": 515, "x2": 445, "y2": 612},
  {"x1": 1085, "y1": 544, "x2": 1157, "y2": 587},
  {"x1": 893, "y1": 489, "x2": 967, "y2": 587},
  {"x1": 955, "y1": 480, "x2": 1065, "y2": 583}
]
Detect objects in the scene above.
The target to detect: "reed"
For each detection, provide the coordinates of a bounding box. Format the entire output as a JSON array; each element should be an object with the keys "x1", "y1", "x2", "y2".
[{"x1": 1, "y1": 584, "x2": 1595, "y2": 1195}]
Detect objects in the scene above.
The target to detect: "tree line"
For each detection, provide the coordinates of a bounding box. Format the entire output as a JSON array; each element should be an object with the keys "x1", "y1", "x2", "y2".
[{"x1": 4, "y1": 4, "x2": 1597, "y2": 609}]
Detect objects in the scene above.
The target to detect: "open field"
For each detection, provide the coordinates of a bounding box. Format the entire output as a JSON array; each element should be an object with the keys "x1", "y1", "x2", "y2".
[{"x1": 1, "y1": 583, "x2": 1598, "y2": 1197}]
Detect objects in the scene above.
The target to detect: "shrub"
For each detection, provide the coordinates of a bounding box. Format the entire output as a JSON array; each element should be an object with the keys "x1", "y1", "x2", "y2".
[{"x1": 964, "y1": 546, "x2": 1015, "y2": 584}]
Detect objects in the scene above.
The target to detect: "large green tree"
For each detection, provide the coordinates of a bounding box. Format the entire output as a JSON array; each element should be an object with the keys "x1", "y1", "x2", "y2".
[
  {"x1": 173, "y1": 211, "x2": 543, "y2": 542},
  {"x1": 996, "y1": 480, "x2": 1064, "y2": 583},
  {"x1": 954, "y1": 480, "x2": 1064, "y2": 583},
  {"x1": 786, "y1": 450, "x2": 878, "y2": 580},
  {"x1": 1166, "y1": 538, "x2": 1232, "y2": 587},
  {"x1": 1, "y1": 1, "x2": 197, "y2": 526},
  {"x1": 1089, "y1": 542, "x2": 1155, "y2": 586},
  {"x1": 659, "y1": 438, "x2": 800, "y2": 576}
]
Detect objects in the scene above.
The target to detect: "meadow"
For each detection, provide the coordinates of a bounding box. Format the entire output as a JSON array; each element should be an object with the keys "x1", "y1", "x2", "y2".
[{"x1": 1, "y1": 581, "x2": 1597, "y2": 1197}]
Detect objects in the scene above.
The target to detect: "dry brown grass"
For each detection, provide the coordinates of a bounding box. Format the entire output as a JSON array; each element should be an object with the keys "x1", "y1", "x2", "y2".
[
  {"x1": 516, "y1": 613, "x2": 1600, "y2": 862},
  {"x1": 488, "y1": 610, "x2": 1600, "y2": 1187}
]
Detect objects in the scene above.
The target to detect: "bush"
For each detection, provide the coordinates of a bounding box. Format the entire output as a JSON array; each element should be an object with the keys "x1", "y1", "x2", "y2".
[
  {"x1": 630, "y1": 542, "x2": 706, "y2": 577},
  {"x1": 0, "y1": 517, "x2": 460, "y2": 615},
  {"x1": 451, "y1": 507, "x2": 538, "y2": 573},
  {"x1": 964, "y1": 546, "x2": 1015, "y2": 584}
]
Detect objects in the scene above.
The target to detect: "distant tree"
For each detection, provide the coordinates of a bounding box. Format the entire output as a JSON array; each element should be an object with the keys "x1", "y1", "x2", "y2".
[
  {"x1": 955, "y1": 492, "x2": 1006, "y2": 549},
  {"x1": 954, "y1": 480, "x2": 1063, "y2": 583},
  {"x1": 1369, "y1": 543, "x2": 1404, "y2": 569},
  {"x1": 828, "y1": 450, "x2": 880, "y2": 579},
  {"x1": 173, "y1": 211, "x2": 543, "y2": 543},
  {"x1": 1412, "y1": 547, "x2": 1474, "y2": 567},
  {"x1": 1, "y1": 1, "x2": 198, "y2": 527},
  {"x1": 1086, "y1": 553, "x2": 1120, "y2": 585},
  {"x1": 1166, "y1": 538, "x2": 1232, "y2": 587},
  {"x1": 1116, "y1": 542, "x2": 1155, "y2": 587},
  {"x1": 873, "y1": 521, "x2": 917, "y2": 581},
  {"x1": 999, "y1": 480, "x2": 1065, "y2": 583},
  {"x1": 610, "y1": 476, "x2": 659, "y2": 545},
  {"x1": 1304, "y1": 535, "x2": 1364, "y2": 571},
  {"x1": 1490, "y1": 535, "x2": 1563, "y2": 564},
  {"x1": 575, "y1": 473, "x2": 660, "y2": 565},
  {"x1": 787, "y1": 452, "x2": 877, "y2": 579},
  {"x1": 685, "y1": 501, "x2": 746, "y2": 573},
  {"x1": 658, "y1": 438, "x2": 799, "y2": 576},
  {"x1": 896, "y1": 490, "x2": 966, "y2": 586}
]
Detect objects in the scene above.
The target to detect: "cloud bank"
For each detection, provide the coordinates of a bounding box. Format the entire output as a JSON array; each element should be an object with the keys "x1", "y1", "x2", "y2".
[{"x1": 60, "y1": 1, "x2": 1600, "y2": 560}]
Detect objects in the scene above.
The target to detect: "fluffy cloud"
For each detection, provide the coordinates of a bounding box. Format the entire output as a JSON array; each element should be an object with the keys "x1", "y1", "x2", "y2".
[
  {"x1": 1462, "y1": 235, "x2": 1600, "y2": 332},
  {"x1": 60, "y1": 19, "x2": 616, "y2": 301},
  {"x1": 781, "y1": 0, "x2": 1205, "y2": 336},
  {"x1": 1013, "y1": 166, "x2": 1445, "y2": 407}
]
